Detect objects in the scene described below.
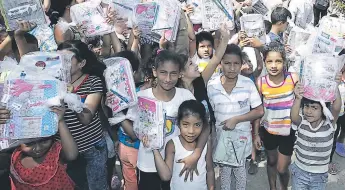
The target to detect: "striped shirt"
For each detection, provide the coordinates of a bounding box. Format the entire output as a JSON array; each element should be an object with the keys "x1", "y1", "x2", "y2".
[
  {"x1": 208, "y1": 75, "x2": 262, "y2": 132},
  {"x1": 63, "y1": 75, "x2": 104, "y2": 152},
  {"x1": 261, "y1": 73, "x2": 295, "y2": 136},
  {"x1": 294, "y1": 119, "x2": 334, "y2": 173}
]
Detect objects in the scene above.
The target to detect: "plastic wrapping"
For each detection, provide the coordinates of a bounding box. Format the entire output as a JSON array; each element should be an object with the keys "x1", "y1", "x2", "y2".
[
  {"x1": 63, "y1": 93, "x2": 84, "y2": 113},
  {"x1": 103, "y1": 57, "x2": 138, "y2": 114},
  {"x1": 0, "y1": 0, "x2": 47, "y2": 31},
  {"x1": 0, "y1": 73, "x2": 65, "y2": 139},
  {"x1": 132, "y1": 2, "x2": 160, "y2": 42},
  {"x1": 29, "y1": 25, "x2": 58, "y2": 52},
  {"x1": 19, "y1": 51, "x2": 73, "y2": 83},
  {"x1": 312, "y1": 16, "x2": 345, "y2": 55},
  {"x1": 201, "y1": 0, "x2": 234, "y2": 31},
  {"x1": 151, "y1": 0, "x2": 181, "y2": 42},
  {"x1": 70, "y1": 1, "x2": 113, "y2": 37},
  {"x1": 240, "y1": 14, "x2": 266, "y2": 44},
  {"x1": 288, "y1": 26, "x2": 312, "y2": 55},
  {"x1": 111, "y1": 0, "x2": 140, "y2": 28},
  {"x1": 301, "y1": 54, "x2": 344, "y2": 102},
  {"x1": 133, "y1": 97, "x2": 165, "y2": 150},
  {"x1": 252, "y1": 0, "x2": 269, "y2": 16},
  {"x1": 185, "y1": 0, "x2": 203, "y2": 24}
]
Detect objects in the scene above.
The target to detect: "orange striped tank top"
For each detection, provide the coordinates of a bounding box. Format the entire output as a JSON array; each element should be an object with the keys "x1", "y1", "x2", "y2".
[{"x1": 261, "y1": 73, "x2": 295, "y2": 136}]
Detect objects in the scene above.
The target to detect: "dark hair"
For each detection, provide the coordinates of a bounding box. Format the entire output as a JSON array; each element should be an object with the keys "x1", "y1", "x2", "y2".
[
  {"x1": 114, "y1": 51, "x2": 140, "y2": 72},
  {"x1": 301, "y1": 97, "x2": 331, "y2": 120},
  {"x1": 176, "y1": 54, "x2": 189, "y2": 87},
  {"x1": 196, "y1": 31, "x2": 214, "y2": 50},
  {"x1": 263, "y1": 42, "x2": 286, "y2": 63},
  {"x1": 57, "y1": 40, "x2": 107, "y2": 92},
  {"x1": 271, "y1": 7, "x2": 292, "y2": 24},
  {"x1": 223, "y1": 44, "x2": 243, "y2": 64},
  {"x1": 264, "y1": 20, "x2": 272, "y2": 34},
  {"x1": 48, "y1": 0, "x2": 73, "y2": 25},
  {"x1": 153, "y1": 50, "x2": 182, "y2": 71},
  {"x1": 178, "y1": 100, "x2": 206, "y2": 124}
]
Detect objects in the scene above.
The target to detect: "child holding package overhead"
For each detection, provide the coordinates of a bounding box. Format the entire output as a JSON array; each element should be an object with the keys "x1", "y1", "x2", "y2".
[{"x1": 290, "y1": 81, "x2": 342, "y2": 190}]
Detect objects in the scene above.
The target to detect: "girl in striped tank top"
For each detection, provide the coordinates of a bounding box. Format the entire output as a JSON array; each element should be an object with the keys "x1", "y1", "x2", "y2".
[{"x1": 256, "y1": 42, "x2": 298, "y2": 190}]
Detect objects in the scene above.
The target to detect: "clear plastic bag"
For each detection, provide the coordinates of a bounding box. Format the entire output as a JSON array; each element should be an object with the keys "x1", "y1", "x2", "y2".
[
  {"x1": 301, "y1": 54, "x2": 344, "y2": 102},
  {"x1": 29, "y1": 25, "x2": 58, "y2": 52},
  {"x1": 240, "y1": 14, "x2": 266, "y2": 44},
  {"x1": 288, "y1": 26, "x2": 312, "y2": 55},
  {"x1": 201, "y1": 0, "x2": 234, "y2": 31},
  {"x1": 19, "y1": 51, "x2": 73, "y2": 84},
  {"x1": 63, "y1": 93, "x2": 84, "y2": 113},
  {"x1": 0, "y1": 70, "x2": 66, "y2": 139},
  {"x1": 103, "y1": 57, "x2": 138, "y2": 115},
  {"x1": 133, "y1": 97, "x2": 165, "y2": 150},
  {"x1": 70, "y1": 0, "x2": 114, "y2": 37}
]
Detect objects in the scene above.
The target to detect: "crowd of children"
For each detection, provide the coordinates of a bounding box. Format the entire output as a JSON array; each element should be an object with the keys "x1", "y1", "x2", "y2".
[{"x1": 0, "y1": 0, "x2": 344, "y2": 190}]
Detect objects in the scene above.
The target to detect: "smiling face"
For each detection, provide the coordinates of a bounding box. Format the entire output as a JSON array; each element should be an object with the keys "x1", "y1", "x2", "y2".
[
  {"x1": 221, "y1": 54, "x2": 242, "y2": 80},
  {"x1": 179, "y1": 114, "x2": 203, "y2": 143},
  {"x1": 182, "y1": 58, "x2": 201, "y2": 80},
  {"x1": 197, "y1": 40, "x2": 213, "y2": 59},
  {"x1": 153, "y1": 61, "x2": 180, "y2": 91},
  {"x1": 265, "y1": 51, "x2": 284, "y2": 76},
  {"x1": 241, "y1": 56, "x2": 253, "y2": 76},
  {"x1": 21, "y1": 138, "x2": 53, "y2": 158}
]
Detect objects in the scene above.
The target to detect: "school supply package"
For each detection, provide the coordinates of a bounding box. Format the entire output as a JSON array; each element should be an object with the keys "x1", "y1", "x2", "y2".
[
  {"x1": 0, "y1": 0, "x2": 47, "y2": 31},
  {"x1": 133, "y1": 97, "x2": 165, "y2": 150},
  {"x1": 240, "y1": 14, "x2": 266, "y2": 44},
  {"x1": 70, "y1": 0, "x2": 113, "y2": 37},
  {"x1": 103, "y1": 57, "x2": 137, "y2": 115},
  {"x1": 202, "y1": 0, "x2": 234, "y2": 31},
  {"x1": 29, "y1": 25, "x2": 58, "y2": 52}
]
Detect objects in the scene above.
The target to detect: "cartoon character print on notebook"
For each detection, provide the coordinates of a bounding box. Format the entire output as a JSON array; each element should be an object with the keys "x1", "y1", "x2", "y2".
[{"x1": 165, "y1": 116, "x2": 177, "y2": 137}]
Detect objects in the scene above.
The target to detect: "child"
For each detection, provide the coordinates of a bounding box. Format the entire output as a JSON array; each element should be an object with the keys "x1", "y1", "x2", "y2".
[
  {"x1": 267, "y1": 7, "x2": 292, "y2": 44},
  {"x1": 256, "y1": 42, "x2": 298, "y2": 190},
  {"x1": 10, "y1": 104, "x2": 78, "y2": 189},
  {"x1": 143, "y1": 100, "x2": 215, "y2": 190},
  {"x1": 125, "y1": 50, "x2": 210, "y2": 190},
  {"x1": 191, "y1": 31, "x2": 215, "y2": 72},
  {"x1": 208, "y1": 44, "x2": 264, "y2": 190},
  {"x1": 290, "y1": 82, "x2": 341, "y2": 190}
]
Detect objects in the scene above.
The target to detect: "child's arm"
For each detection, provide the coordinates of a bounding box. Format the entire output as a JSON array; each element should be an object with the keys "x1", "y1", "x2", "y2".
[
  {"x1": 110, "y1": 31, "x2": 122, "y2": 53},
  {"x1": 43, "y1": 0, "x2": 51, "y2": 12},
  {"x1": 14, "y1": 20, "x2": 38, "y2": 58},
  {"x1": 121, "y1": 119, "x2": 138, "y2": 141},
  {"x1": 151, "y1": 139, "x2": 175, "y2": 181},
  {"x1": 205, "y1": 140, "x2": 215, "y2": 190},
  {"x1": 0, "y1": 36, "x2": 12, "y2": 60},
  {"x1": 291, "y1": 82, "x2": 303, "y2": 126},
  {"x1": 253, "y1": 48, "x2": 263, "y2": 78},
  {"x1": 332, "y1": 83, "x2": 342, "y2": 126},
  {"x1": 101, "y1": 33, "x2": 112, "y2": 58},
  {"x1": 128, "y1": 26, "x2": 141, "y2": 54},
  {"x1": 184, "y1": 6, "x2": 197, "y2": 57},
  {"x1": 51, "y1": 105, "x2": 78, "y2": 161},
  {"x1": 201, "y1": 24, "x2": 230, "y2": 84}
]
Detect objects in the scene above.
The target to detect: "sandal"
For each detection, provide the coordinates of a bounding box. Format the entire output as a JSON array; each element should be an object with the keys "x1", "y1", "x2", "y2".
[
  {"x1": 248, "y1": 159, "x2": 258, "y2": 175},
  {"x1": 336, "y1": 142, "x2": 345, "y2": 157},
  {"x1": 328, "y1": 162, "x2": 339, "y2": 175}
]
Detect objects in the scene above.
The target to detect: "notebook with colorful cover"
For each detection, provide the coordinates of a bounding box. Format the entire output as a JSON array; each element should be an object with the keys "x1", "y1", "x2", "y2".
[
  {"x1": 0, "y1": 0, "x2": 47, "y2": 31},
  {"x1": 133, "y1": 2, "x2": 160, "y2": 42},
  {"x1": 133, "y1": 96, "x2": 165, "y2": 150},
  {"x1": 103, "y1": 57, "x2": 138, "y2": 114}
]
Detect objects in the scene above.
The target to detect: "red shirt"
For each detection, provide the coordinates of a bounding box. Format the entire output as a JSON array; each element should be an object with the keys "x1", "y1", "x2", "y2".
[{"x1": 10, "y1": 142, "x2": 75, "y2": 190}]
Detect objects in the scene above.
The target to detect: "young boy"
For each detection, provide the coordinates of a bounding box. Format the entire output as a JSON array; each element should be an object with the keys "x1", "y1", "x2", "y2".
[
  {"x1": 191, "y1": 31, "x2": 215, "y2": 72},
  {"x1": 290, "y1": 83, "x2": 342, "y2": 190},
  {"x1": 267, "y1": 7, "x2": 292, "y2": 44}
]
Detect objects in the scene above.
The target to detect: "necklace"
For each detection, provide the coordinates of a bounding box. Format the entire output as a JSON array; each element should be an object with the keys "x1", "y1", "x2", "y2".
[{"x1": 71, "y1": 74, "x2": 84, "y2": 84}]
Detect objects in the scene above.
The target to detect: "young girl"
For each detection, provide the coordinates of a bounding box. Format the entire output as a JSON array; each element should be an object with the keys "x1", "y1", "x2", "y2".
[
  {"x1": 125, "y1": 50, "x2": 210, "y2": 190},
  {"x1": 57, "y1": 40, "x2": 109, "y2": 189},
  {"x1": 143, "y1": 100, "x2": 215, "y2": 190},
  {"x1": 208, "y1": 44, "x2": 264, "y2": 190},
  {"x1": 10, "y1": 104, "x2": 78, "y2": 189},
  {"x1": 256, "y1": 42, "x2": 298, "y2": 190},
  {"x1": 290, "y1": 83, "x2": 341, "y2": 190}
]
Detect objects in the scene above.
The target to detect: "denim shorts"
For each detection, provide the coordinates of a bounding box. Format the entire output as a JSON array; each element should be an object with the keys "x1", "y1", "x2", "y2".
[{"x1": 290, "y1": 163, "x2": 328, "y2": 190}]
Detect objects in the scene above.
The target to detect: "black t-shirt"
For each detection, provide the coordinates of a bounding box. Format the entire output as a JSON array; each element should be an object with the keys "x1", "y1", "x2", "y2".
[{"x1": 192, "y1": 76, "x2": 215, "y2": 124}]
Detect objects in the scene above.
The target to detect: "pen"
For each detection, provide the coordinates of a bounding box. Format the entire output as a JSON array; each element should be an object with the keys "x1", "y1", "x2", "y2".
[
  {"x1": 110, "y1": 89, "x2": 129, "y2": 103},
  {"x1": 212, "y1": 0, "x2": 233, "y2": 20},
  {"x1": 231, "y1": 141, "x2": 239, "y2": 164},
  {"x1": 113, "y1": 2, "x2": 132, "y2": 11}
]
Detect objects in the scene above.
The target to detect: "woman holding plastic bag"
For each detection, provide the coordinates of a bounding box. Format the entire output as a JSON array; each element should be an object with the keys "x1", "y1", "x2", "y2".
[{"x1": 57, "y1": 40, "x2": 108, "y2": 190}]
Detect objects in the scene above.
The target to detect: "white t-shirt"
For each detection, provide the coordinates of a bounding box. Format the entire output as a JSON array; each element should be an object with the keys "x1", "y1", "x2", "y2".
[
  {"x1": 127, "y1": 87, "x2": 195, "y2": 172},
  {"x1": 192, "y1": 52, "x2": 211, "y2": 73}
]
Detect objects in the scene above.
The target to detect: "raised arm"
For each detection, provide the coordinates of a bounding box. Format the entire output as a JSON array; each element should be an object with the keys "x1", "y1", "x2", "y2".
[
  {"x1": 332, "y1": 85, "x2": 342, "y2": 126},
  {"x1": 14, "y1": 20, "x2": 38, "y2": 58},
  {"x1": 253, "y1": 48, "x2": 263, "y2": 78},
  {"x1": 202, "y1": 24, "x2": 230, "y2": 84},
  {"x1": 183, "y1": 5, "x2": 197, "y2": 57},
  {"x1": 291, "y1": 82, "x2": 303, "y2": 126},
  {"x1": 206, "y1": 140, "x2": 215, "y2": 190}
]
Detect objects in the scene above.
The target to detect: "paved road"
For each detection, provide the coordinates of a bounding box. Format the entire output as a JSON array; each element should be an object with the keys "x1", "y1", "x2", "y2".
[{"x1": 214, "y1": 153, "x2": 345, "y2": 190}]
